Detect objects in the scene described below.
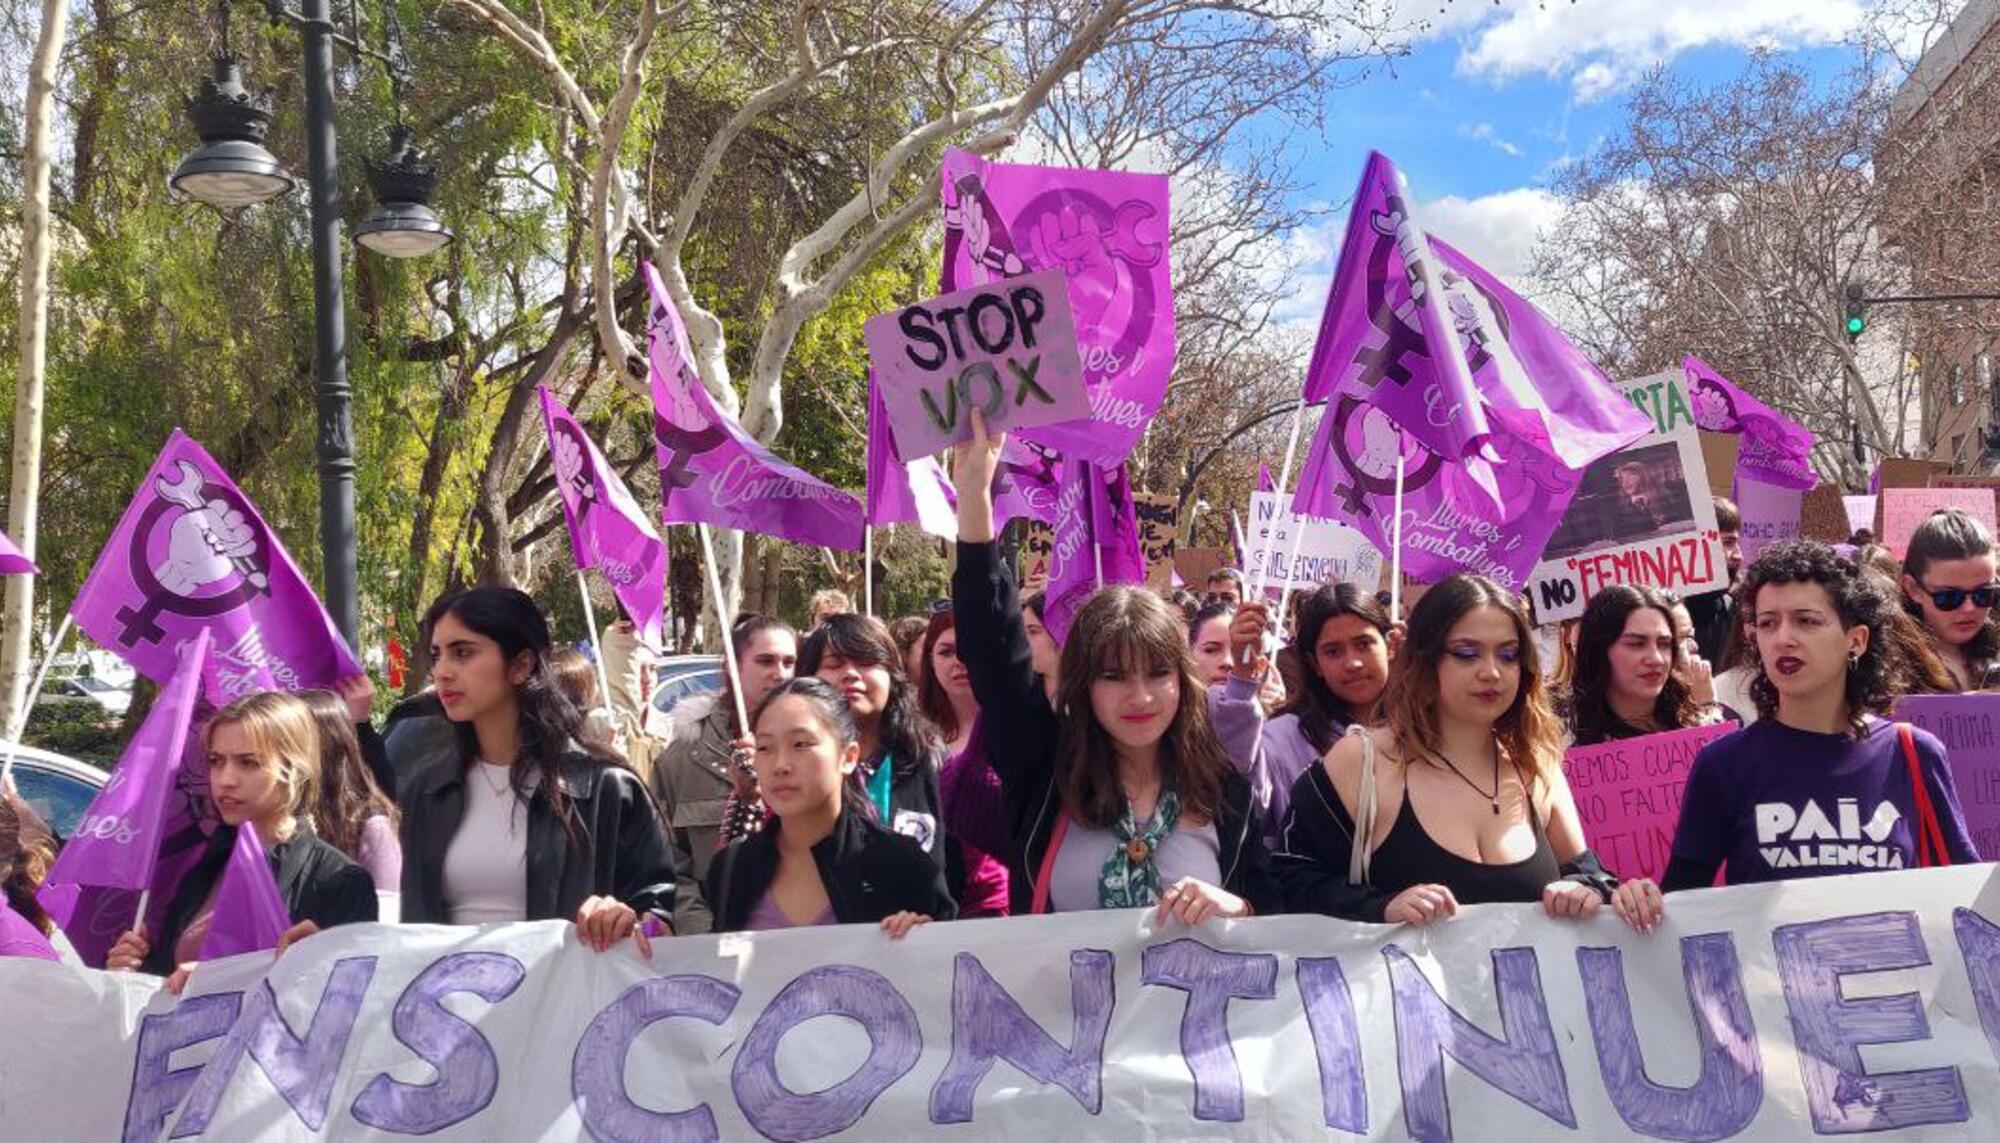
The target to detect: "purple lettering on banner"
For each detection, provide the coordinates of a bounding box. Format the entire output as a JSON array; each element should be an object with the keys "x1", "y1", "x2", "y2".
[
  {"x1": 350, "y1": 952, "x2": 527, "y2": 1135},
  {"x1": 929, "y1": 949, "x2": 1115, "y2": 1123},
  {"x1": 1955, "y1": 908, "x2": 2000, "y2": 1064},
  {"x1": 1385, "y1": 944, "x2": 1576, "y2": 1142},
  {"x1": 731, "y1": 965, "x2": 921, "y2": 1142},
  {"x1": 571, "y1": 974, "x2": 741, "y2": 1143},
  {"x1": 1774, "y1": 911, "x2": 1969, "y2": 1133},
  {"x1": 1297, "y1": 957, "x2": 1368, "y2": 1133},
  {"x1": 172, "y1": 956, "x2": 377, "y2": 1136},
  {"x1": 121, "y1": 992, "x2": 242, "y2": 1143},
  {"x1": 1577, "y1": 937, "x2": 1762, "y2": 1140},
  {"x1": 1138, "y1": 939, "x2": 1279, "y2": 1122}
]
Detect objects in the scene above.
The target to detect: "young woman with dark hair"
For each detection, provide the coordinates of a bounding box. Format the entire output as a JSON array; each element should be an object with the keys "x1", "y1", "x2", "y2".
[
  {"x1": 297, "y1": 688, "x2": 403, "y2": 893},
  {"x1": 1899, "y1": 508, "x2": 2000, "y2": 691},
  {"x1": 1022, "y1": 591, "x2": 1061, "y2": 704},
  {"x1": 952, "y1": 413, "x2": 1273, "y2": 921},
  {"x1": 798, "y1": 613, "x2": 948, "y2": 866},
  {"x1": 1273, "y1": 575, "x2": 1652, "y2": 931},
  {"x1": 0, "y1": 792, "x2": 58, "y2": 960},
  {"x1": 889, "y1": 615, "x2": 930, "y2": 686},
  {"x1": 1189, "y1": 600, "x2": 1236, "y2": 686},
  {"x1": 397, "y1": 588, "x2": 675, "y2": 953},
  {"x1": 1565, "y1": 584, "x2": 1717, "y2": 746},
  {"x1": 1661, "y1": 542, "x2": 1979, "y2": 897},
  {"x1": 706, "y1": 678, "x2": 954, "y2": 933},
  {"x1": 917, "y1": 608, "x2": 1011, "y2": 917}
]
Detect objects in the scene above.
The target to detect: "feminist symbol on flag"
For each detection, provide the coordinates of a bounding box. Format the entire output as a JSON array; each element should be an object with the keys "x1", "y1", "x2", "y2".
[
  {"x1": 113, "y1": 460, "x2": 273, "y2": 646},
  {"x1": 652, "y1": 382, "x2": 729, "y2": 503},
  {"x1": 1326, "y1": 396, "x2": 1442, "y2": 518},
  {"x1": 548, "y1": 419, "x2": 600, "y2": 523},
  {"x1": 1351, "y1": 198, "x2": 1514, "y2": 400}
]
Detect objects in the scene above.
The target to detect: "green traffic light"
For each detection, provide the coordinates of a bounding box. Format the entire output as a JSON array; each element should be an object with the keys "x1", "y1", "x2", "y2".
[{"x1": 1846, "y1": 316, "x2": 1865, "y2": 335}]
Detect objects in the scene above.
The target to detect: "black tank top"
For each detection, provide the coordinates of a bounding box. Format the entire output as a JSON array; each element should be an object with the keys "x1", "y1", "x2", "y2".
[{"x1": 1354, "y1": 786, "x2": 1561, "y2": 906}]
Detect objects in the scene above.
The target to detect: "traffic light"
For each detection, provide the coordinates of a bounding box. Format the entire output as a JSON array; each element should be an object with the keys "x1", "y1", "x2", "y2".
[{"x1": 1844, "y1": 282, "x2": 1867, "y2": 343}]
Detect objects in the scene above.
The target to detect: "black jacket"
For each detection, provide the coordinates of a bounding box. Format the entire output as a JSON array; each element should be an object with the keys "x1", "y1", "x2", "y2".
[
  {"x1": 866, "y1": 742, "x2": 949, "y2": 873},
  {"x1": 951, "y1": 540, "x2": 1278, "y2": 915},
  {"x1": 705, "y1": 801, "x2": 957, "y2": 932},
  {"x1": 143, "y1": 823, "x2": 376, "y2": 975},
  {"x1": 398, "y1": 751, "x2": 676, "y2": 926}
]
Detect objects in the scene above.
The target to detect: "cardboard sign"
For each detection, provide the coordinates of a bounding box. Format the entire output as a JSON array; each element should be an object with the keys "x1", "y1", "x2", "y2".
[
  {"x1": 1880, "y1": 486, "x2": 1999, "y2": 559},
  {"x1": 1245, "y1": 491, "x2": 1383, "y2": 594},
  {"x1": 865, "y1": 269, "x2": 1090, "y2": 461},
  {"x1": 1020, "y1": 520, "x2": 1054, "y2": 594},
  {"x1": 1172, "y1": 546, "x2": 1231, "y2": 591},
  {"x1": 1697, "y1": 430, "x2": 1739, "y2": 498},
  {"x1": 1131, "y1": 493, "x2": 1178, "y2": 589},
  {"x1": 1560, "y1": 721, "x2": 1737, "y2": 883},
  {"x1": 1896, "y1": 693, "x2": 2000, "y2": 860},
  {"x1": 1799, "y1": 483, "x2": 1853, "y2": 542},
  {"x1": 1527, "y1": 371, "x2": 1727, "y2": 622},
  {"x1": 1735, "y1": 477, "x2": 1802, "y2": 564}
]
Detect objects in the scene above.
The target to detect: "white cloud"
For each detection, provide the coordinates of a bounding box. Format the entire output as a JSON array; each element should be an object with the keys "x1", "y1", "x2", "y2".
[{"x1": 1461, "y1": 122, "x2": 1524, "y2": 157}]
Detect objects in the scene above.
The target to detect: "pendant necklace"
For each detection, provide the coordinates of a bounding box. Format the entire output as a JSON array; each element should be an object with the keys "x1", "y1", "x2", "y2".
[{"x1": 1428, "y1": 746, "x2": 1502, "y2": 815}]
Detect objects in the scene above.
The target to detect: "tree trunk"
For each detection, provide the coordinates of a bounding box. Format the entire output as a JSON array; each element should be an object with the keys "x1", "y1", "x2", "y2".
[{"x1": 0, "y1": 0, "x2": 71, "y2": 738}]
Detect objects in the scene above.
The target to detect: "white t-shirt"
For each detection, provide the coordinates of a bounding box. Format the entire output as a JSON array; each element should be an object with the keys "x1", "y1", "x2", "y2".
[{"x1": 442, "y1": 762, "x2": 531, "y2": 925}]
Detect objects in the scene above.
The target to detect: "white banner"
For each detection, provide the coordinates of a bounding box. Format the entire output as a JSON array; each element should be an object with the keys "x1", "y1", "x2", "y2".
[
  {"x1": 6, "y1": 866, "x2": 2000, "y2": 1140},
  {"x1": 1246, "y1": 491, "x2": 1383, "y2": 593},
  {"x1": 1529, "y1": 371, "x2": 1728, "y2": 622}
]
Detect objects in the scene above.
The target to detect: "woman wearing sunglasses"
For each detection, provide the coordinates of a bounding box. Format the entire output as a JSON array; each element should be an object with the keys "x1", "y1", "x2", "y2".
[{"x1": 1899, "y1": 508, "x2": 2000, "y2": 692}]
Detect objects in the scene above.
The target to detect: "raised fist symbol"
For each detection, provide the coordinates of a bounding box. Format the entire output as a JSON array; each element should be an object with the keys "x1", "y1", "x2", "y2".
[
  {"x1": 156, "y1": 500, "x2": 257, "y2": 595},
  {"x1": 1354, "y1": 407, "x2": 1405, "y2": 480},
  {"x1": 657, "y1": 370, "x2": 714, "y2": 435},
  {"x1": 552, "y1": 429, "x2": 593, "y2": 502}
]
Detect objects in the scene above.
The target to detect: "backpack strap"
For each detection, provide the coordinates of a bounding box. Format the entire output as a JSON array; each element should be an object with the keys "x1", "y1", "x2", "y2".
[
  {"x1": 1031, "y1": 811, "x2": 1072, "y2": 915},
  {"x1": 1346, "y1": 725, "x2": 1379, "y2": 887},
  {"x1": 1897, "y1": 723, "x2": 1952, "y2": 868}
]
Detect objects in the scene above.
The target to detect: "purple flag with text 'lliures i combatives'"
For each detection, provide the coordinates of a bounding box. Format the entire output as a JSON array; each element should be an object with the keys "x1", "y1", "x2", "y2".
[
  {"x1": 69, "y1": 430, "x2": 361, "y2": 706},
  {"x1": 644, "y1": 263, "x2": 866, "y2": 550},
  {"x1": 1043, "y1": 459, "x2": 1146, "y2": 644},
  {"x1": 865, "y1": 373, "x2": 958, "y2": 538},
  {"x1": 940, "y1": 148, "x2": 1174, "y2": 468},
  {"x1": 537, "y1": 386, "x2": 669, "y2": 648},
  {"x1": 1293, "y1": 152, "x2": 1651, "y2": 591},
  {"x1": 1682, "y1": 355, "x2": 1818, "y2": 491},
  {"x1": 39, "y1": 630, "x2": 213, "y2": 968}
]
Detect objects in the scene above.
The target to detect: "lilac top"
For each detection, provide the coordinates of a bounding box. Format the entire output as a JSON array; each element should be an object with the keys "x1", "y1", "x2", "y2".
[
  {"x1": 355, "y1": 814, "x2": 402, "y2": 893},
  {"x1": 0, "y1": 900, "x2": 56, "y2": 961},
  {"x1": 1672, "y1": 717, "x2": 1980, "y2": 884},
  {"x1": 1208, "y1": 676, "x2": 1326, "y2": 848},
  {"x1": 741, "y1": 887, "x2": 835, "y2": 931}
]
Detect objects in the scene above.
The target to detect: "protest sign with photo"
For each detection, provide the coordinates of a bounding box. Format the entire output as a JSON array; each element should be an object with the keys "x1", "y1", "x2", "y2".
[
  {"x1": 1560, "y1": 722, "x2": 1736, "y2": 883},
  {"x1": 1246, "y1": 491, "x2": 1382, "y2": 594},
  {"x1": 1735, "y1": 477, "x2": 1802, "y2": 564},
  {"x1": 1020, "y1": 519, "x2": 1054, "y2": 593},
  {"x1": 1881, "y1": 486, "x2": 1998, "y2": 558},
  {"x1": 1896, "y1": 693, "x2": 2000, "y2": 860},
  {"x1": 1131, "y1": 492, "x2": 1178, "y2": 588},
  {"x1": 1526, "y1": 371, "x2": 1727, "y2": 622},
  {"x1": 864, "y1": 269, "x2": 1090, "y2": 460}
]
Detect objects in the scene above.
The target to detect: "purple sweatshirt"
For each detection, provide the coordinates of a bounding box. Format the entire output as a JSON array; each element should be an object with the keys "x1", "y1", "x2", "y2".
[{"x1": 1208, "y1": 676, "x2": 1328, "y2": 848}]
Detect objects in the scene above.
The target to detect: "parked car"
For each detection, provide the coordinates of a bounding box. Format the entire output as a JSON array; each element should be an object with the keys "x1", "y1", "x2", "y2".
[
  {"x1": 644, "y1": 655, "x2": 724, "y2": 740},
  {"x1": 44, "y1": 675, "x2": 133, "y2": 717},
  {"x1": 2, "y1": 741, "x2": 107, "y2": 844}
]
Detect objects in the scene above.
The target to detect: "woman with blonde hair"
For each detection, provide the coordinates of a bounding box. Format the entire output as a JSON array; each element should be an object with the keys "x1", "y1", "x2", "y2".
[{"x1": 106, "y1": 691, "x2": 377, "y2": 979}]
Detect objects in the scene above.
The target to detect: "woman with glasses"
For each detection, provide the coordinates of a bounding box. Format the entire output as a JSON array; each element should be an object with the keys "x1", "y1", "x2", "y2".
[{"x1": 1899, "y1": 508, "x2": 2000, "y2": 691}]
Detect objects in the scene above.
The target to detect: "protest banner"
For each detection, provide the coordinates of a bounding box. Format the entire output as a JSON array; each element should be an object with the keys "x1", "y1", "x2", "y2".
[
  {"x1": 865, "y1": 270, "x2": 1090, "y2": 460},
  {"x1": 1526, "y1": 371, "x2": 1727, "y2": 622},
  {"x1": 1880, "y1": 486, "x2": 1998, "y2": 559},
  {"x1": 1131, "y1": 492, "x2": 1178, "y2": 589},
  {"x1": 1799, "y1": 484, "x2": 1853, "y2": 542},
  {"x1": 1841, "y1": 495, "x2": 1877, "y2": 538},
  {"x1": 9, "y1": 866, "x2": 2000, "y2": 1140},
  {"x1": 1895, "y1": 693, "x2": 2000, "y2": 861},
  {"x1": 1246, "y1": 491, "x2": 1383, "y2": 595},
  {"x1": 1560, "y1": 722, "x2": 1736, "y2": 883},
  {"x1": 1735, "y1": 478, "x2": 1802, "y2": 564},
  {"x1": 1020, "y1": 520, "x2": 1054, "y2": 593}
]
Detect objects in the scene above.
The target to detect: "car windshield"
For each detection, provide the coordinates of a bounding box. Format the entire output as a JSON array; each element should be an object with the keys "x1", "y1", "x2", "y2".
[{"x1": 11, "y1": 762, "x2": 101, "y2": 843}]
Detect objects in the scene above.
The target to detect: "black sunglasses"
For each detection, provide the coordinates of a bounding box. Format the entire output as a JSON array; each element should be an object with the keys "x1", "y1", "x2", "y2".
[
  {"x1": 930, "y1": 598, "x2": 954, "y2": 614},
  {"x1": 1922, "y1": 583, "x2": 2000, "y2": 612}
]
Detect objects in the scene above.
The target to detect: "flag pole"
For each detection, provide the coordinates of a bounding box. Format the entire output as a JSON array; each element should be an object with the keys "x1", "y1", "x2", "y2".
[
  {"x1": 1390, "y1": 433, "x2": 1408, "y2": 625},
  {"x1": 1275, "y1": 511, "x2": 1309, "y2": 619},
  {"x1": 1, "y1": 611, "x2": 74, "y2": 793},
  {"x1": 863, "y1": 527, "x2": 875, "y2": 617},
  {"x1": 574, "y1": 570, "x2": 615, "y2": 727},
  {"x1": 130, "y1": 888, "x2": 150, "y2": 939},
  {"x1": 1249, "y1": 401, "x2": 1306, "y2": 600},
  {"x1": 697, "y1": 523, "x2": 751, "y2": 734}
]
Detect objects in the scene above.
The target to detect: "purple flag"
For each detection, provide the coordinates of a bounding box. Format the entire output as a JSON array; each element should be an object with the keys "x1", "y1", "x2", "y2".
[
  {"x1": 0, "y1": 529, "x2": 35, "y2": 575},
  {"x1": 41, "y1": 630, "x2": 213, "y2": 968},
  {"x1": 865, "y1": 374, "x2": 958, "y2": 537},
  {"x1": 992, "y1": 435, "x2": 1064, "y2": 528},
  {"x1": 70, "y1": 431, "x2": 361, "y2": 705},
  {"x1": 1683, "y1": 355, "x2": 1817, "y2": 490},
  {"x1": 1257, "y1": 462, "x2": 1275, "y2": 495},
  {"x1": 198, "y1": 822, "x2": 291, "y2": 960},
  {"x1": 537, "y1": 387, "x2": 669, "y2": 647},
  {"x1": 1043, "y1": 459, "x2": 1145, "y2": 644},
  {"x1": 941, "y1": 148, "x2": 1173, "y2": 466},
  {"x1": 644, "y1": 265, "x2": 865, "y2": 550}
]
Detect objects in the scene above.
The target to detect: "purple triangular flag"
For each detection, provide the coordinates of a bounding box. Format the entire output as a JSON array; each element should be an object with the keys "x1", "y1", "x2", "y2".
[
  {"x1": 940, "y1": 148, "x2": 1174, "y2": 467},
  {"x1": 0, "y1": 529, "x2": 36, "y2": 575},
  {"x1": 1043, "y1": 459, "x2": 1145, "y2": 643},
  {"x1": 198, "y1": 822, "x2": 291, "y2": 960},
  {"x1": 644, "y1": 265, "x2": 865, "y2": 550},
  {"x1": 538, "y1": 387, "x2": 669, "y2": 647},
  {"x1": 1257, "y1": 462, "x2": 1275, "y2": 495},
  {"x1": 1683, "y1": 355, "x2": 1817, "y2": 490},
  {"x1": 69, "y1": 431, "x2": 361, "y2": 705},
  {"x1": 41, "y1": 630, "x2": 213, "y2": 967},
  {"x1": 865, "y1": 373, "x2": 957, "y2": 537}
]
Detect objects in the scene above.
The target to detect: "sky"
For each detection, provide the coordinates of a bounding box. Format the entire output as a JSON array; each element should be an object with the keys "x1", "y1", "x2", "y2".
[{"x1": 1268, "y1": 0, "x2": 1910, "y2": 332}]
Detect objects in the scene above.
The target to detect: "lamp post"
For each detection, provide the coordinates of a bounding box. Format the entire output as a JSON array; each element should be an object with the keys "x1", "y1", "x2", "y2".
[{"x1": 169, "y1": 0, "x2": 450, "y2": 647}]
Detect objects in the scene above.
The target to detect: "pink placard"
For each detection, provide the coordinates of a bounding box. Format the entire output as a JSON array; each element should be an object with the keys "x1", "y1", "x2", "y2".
[
  {"x1": 1895, "y1": 693, "x2": 2000, "y2": 860},
  {"x1": 864, "y1": 268, "x2": 1090, "y2": 462},
  {"x1": 1561, "y1": 721, "x2": 1738, "y2": 882},
  {"x1": 1880, "y1": 487, "x2": 1998, "y2": 559}
]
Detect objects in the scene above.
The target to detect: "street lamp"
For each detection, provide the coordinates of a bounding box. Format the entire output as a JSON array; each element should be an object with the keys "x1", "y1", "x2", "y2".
[{"x1": 168, "y1": 0, "x2": 450, "y2": 645}]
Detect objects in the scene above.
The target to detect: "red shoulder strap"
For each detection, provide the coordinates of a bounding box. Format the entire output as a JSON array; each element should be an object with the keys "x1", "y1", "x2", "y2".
[
  {"x1": 1898, "y1": 724, "x2": 1952, "y2": 868},
  {"x1": 1031, "y1": 812, "x2": 1071, "y2": 916}
]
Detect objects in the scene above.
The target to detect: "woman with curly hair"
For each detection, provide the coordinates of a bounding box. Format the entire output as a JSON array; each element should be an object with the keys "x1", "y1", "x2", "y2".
[
  {"x1": 1661, "y1": 541, "x2": 1979, "y2": 895},
  {"x1": 1565, "y1": 584, "x2": 1723, "y2": 746},
  {"x1": 1899, "y1": 508, "x2": 2000, "y2": 691}
]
